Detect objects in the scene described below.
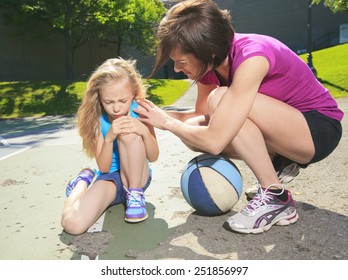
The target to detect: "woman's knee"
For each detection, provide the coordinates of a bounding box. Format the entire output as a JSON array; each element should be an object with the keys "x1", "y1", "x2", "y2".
[{"x1": 207, "y1": 86, "x2": 228, "y2": 115}]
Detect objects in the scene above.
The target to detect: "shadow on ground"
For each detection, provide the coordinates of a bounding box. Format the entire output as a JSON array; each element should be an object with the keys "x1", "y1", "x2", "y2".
[
  {"x1": 112, "y1": 202, "x2": 347, "y2": 260},
  {"x1": 0, "y1": 116, "x2": 75, "y2": 139},
  {"x1": 59, "y1": 203, "x2": 171, "y2": 260},
  {"x1": 59, "y1": 200, "x2": 348, "y2": 260}
]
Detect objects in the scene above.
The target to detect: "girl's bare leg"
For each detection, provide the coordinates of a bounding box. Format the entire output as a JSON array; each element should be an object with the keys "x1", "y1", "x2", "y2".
[
  {"x1": 61, "y1": 180, "x2": 116, "y2": 235},
  {"x1": 117, "y1": 133, "x2": 149, "y2": 189},
  {"x1": 117, "y1": 133, "x2": 150, "y2": 222}
]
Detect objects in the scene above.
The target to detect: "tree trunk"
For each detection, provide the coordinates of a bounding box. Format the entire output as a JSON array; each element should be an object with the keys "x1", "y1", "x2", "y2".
[
  {"x1": 65, "y1": 1, "x2": 74, "y2": 80},
  {"x1": 65, "y1": 28, "x2": 74, "y2": 80},
  {"x1": 116, "y1": 36, "x2": 122, "y2": 56}
]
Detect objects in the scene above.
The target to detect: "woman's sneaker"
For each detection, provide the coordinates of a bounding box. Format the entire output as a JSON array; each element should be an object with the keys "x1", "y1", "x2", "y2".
[
  {"x1": 228, "y1": 185, "x2": 298, "y2": 234},
  {"x1": 245, "y1": 157, "x2": 300, "y2": 200},
  {"x1": 124, "y1": 188, "x2": 148, "y2": 223},
  {"x1": 276, "y1": 162, "x2": 300, "y2": 183},
  {"x1": 273, "y1": 155, "x2": 300, "y2": 183},
  {"x1": 66, "y1": 166, "x2": 96, "y2": 197}
]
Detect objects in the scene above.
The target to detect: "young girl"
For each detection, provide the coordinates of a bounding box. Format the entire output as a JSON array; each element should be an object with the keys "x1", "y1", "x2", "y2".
[{"x1": 61, "y1": 58, "x2": 159, "y2": 235}]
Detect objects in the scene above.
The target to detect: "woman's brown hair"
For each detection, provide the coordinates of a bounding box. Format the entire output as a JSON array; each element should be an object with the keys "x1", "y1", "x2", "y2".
[{"x1": 150, "y1": 0, "x2": 235, "y2": 81}]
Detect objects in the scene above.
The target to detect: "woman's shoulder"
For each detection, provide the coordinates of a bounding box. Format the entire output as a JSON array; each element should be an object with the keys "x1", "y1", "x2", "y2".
[
  {"x1": 233, "y1": 33, "x2": 291, "y2": 57},
  {"x1": 231, "y1": 33, "x2": 286, "y2": 71}
]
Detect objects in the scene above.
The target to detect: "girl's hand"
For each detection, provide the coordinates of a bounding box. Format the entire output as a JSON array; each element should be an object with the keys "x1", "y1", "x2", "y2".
[
  {"x1": 134, "y1": 99, "x2": 172, "y2": 130},
  {"x1": 105, "y1": 116, "x2": 130, "y2": 142},
  {"x1": 106, "y1": 116, "x2": 148, "y2": 141},
  {"x1": 120, "y1": 117, "x2": 148, "y2": 137}
]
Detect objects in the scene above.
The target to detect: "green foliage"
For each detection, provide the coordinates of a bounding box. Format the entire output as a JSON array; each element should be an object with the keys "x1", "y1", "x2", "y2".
[
  {"x1": 0, "y1": 0, "x2": 167, "y2": 78},
  {"x1": 312, "y1": 0, "x2": 348, "y2": 13},
  {"x1": 1, "y1": 43, "x2": 346, "y2": 119},
  {"x1": 0, "y1": 80, "x2": 190, "y2": 118},
  {"x1": 1, "y1": 0, "x2": 92, "y2": 37},
  {"x1": 0, "y1": 81, "x2": 80, "y2": 118},
  {"x1": 95, "y1": 0, "x2": 167, "y2": 55}
]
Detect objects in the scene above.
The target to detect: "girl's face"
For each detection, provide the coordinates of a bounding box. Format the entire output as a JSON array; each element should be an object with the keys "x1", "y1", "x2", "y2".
[
  {"x1": 170, "y1": 48, "x2": 202, "y2": 80},
  {"x1": 99, "y1": 78, "x2": 135, "y2": 121}
]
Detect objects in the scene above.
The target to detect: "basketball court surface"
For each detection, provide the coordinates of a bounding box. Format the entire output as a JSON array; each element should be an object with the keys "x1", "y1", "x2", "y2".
[{"x1": 0, "y1": 86, "x2": 347, "y2": 260}]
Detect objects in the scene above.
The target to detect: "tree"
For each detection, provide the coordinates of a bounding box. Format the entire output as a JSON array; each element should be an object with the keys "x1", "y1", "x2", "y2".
[
  {"x1": 0, "y1": 0, "x2": 166, "y2": 80},
  {"x1": 312, "y1": 0, "x2": 348, "y2": 13},
  {"x1": 94, "y1": 0, "x2": 166, "y2": 56}
]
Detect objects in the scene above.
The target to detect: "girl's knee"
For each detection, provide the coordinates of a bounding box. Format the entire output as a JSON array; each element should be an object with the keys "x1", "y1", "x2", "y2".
[
  {"x1": 118, "y1": 133, "x2": 142, "y2": 145},
  {"x1": 61, "y1": 214, "x2": 88, "y2": 235}
]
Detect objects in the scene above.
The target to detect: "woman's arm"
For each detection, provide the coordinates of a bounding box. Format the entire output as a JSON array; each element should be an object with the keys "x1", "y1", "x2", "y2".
[{"x1": 137, "y1": 56, "x2": 269, "y2": 154}]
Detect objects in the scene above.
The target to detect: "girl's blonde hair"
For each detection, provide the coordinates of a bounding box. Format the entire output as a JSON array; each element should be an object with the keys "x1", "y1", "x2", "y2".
[{"x1": 77, "y1": 58, "x2": 146, "y2": 158}]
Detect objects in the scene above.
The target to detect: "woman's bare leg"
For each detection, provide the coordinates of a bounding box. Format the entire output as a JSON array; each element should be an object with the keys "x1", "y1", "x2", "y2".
[{"x1": 207, "y1": 87, "x2": 314, "y2": 187}]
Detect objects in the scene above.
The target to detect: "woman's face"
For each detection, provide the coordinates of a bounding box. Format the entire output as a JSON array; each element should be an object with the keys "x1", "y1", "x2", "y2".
[
  {"x1": 170, "y1": 48, "x2": 202, "y2": 80},
  {"x1": 99, "y1": 78, "x2": 135, "y2": 121}
]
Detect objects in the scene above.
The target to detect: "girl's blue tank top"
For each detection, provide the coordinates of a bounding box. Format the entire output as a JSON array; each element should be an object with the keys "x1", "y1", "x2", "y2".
[{"x1": 98, "y1": 100, "x2": 139, "y2": 174}]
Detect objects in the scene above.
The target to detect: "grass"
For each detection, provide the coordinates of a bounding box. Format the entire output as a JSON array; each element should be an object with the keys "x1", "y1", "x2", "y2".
[
  {"x1": 0, "y1": 44, "x2": 347, "y2": 119},
  {"x1": 0, "y1": 79, "x2": 190, "y2": 119},
  {"x1": 145, "y1": 79, "x2": 191, "y2": 107},
  {"x1": 299, "y1": 43, "x2": 348, "y2": 99}
]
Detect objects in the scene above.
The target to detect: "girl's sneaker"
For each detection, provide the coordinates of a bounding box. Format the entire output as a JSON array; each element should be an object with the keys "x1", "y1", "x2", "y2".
[
  {"x1": 124, "y1": 188, "x2": 148, "y2": 223},
  {"x1": 66, "y1": 166, "x2": 97, "y2": 197},
  {"x1": 228, "y1": 185, "x2": 298, "y2": 234}
]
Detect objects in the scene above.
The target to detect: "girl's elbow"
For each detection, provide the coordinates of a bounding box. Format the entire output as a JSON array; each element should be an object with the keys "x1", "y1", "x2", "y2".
[
  {"x1": 148, "y1": 150, "x2": 159, "y2": 162},
  {"x1": 100, "y1": 168, "x2": 110, "y2": 173},
  {"x1": 98, "y1": 164, "x2": 110, "y2": 173},
  {"x1": 148, "y1": 157, "x2": 158, "y2": 163}
]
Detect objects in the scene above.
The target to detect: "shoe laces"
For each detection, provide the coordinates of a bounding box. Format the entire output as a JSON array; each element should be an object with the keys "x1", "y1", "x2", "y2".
[
  {"x1": 244, "y1": 183, "x2": 284, "y2": 214},
  {"x1": 124, "y1": 187, "x2": 145, "y2": 208}
]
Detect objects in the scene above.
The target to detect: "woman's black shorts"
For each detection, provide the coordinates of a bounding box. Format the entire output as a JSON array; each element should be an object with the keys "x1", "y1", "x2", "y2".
[{"x1": 302, "y1": 110, "x2": 342, "y2": 165}]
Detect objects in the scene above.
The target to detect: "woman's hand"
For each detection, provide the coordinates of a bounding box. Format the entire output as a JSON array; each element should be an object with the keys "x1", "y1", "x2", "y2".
[{"x1": 134, "y1": 99, "x2": 173, "y2": 130}]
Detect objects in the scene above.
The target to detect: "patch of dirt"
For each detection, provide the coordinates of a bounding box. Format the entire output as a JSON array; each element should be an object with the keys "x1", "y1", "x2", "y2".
[
  {"x1": 70, "y1": 230, "x2": 113, "y2": 259},
  {"x1": 1, "y1": 179, "x2": 25, "y2": 186}
]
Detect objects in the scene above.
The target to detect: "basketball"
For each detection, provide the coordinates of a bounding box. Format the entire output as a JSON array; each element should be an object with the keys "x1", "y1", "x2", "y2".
[{"x1": 180, "y1": 153, "x2": 243, "y2": 216}]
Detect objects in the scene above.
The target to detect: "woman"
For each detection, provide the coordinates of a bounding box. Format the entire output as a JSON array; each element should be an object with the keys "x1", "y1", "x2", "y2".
[{"x1": 135, "y1": 0, "x2": 343, "y2": 234}]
